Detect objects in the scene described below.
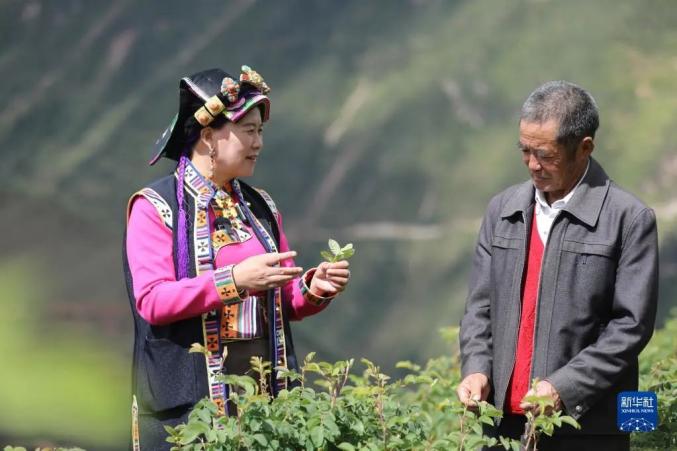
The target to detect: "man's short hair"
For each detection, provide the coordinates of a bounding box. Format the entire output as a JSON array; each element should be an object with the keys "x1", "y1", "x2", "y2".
[{"x1": 520, "y1": 81, "x2": 599, "y2": 154}]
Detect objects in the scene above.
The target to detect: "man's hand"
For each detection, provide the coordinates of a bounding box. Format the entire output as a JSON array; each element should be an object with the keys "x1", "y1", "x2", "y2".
[
  {"x1": 457, "y1": 373, "x2": 490, "y2": 407},
  {"x1": 519, "y1": 379, "x2": 562, "y2": 414}
]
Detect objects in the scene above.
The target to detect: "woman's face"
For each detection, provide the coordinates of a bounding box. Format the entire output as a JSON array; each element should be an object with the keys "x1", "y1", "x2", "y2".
[{"x1": 211, "y1": 107, "x2": 264, "y2": 182}]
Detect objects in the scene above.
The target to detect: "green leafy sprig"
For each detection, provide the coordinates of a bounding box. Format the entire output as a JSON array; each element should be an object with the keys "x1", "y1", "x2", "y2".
[
  {"x1": 520, "y1": 379, "x2": 580, "y2": 450},
  {"x1": 321, "y1": 239, "x2": 355, "y2": 263}
]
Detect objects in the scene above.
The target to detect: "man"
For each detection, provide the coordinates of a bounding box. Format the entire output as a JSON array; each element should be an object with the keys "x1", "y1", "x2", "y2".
[{"x1": 457, "y1": 81, "x2": 658, "y2": 450}]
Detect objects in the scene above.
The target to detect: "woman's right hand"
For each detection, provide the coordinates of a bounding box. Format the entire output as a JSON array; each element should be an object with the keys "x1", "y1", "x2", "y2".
[{"x1": 232, "y1": 251, "x2": 303, "y2": 292}]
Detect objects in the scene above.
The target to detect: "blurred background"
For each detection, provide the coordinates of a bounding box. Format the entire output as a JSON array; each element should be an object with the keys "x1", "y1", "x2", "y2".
[{"x1": 1, "y1": 0, "x2": 676, "y2": 448}]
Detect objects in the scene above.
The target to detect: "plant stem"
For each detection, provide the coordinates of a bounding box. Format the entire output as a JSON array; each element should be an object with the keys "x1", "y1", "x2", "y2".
[{"x1": 458, "y1": 404, "x2": 468, "y2": 450}]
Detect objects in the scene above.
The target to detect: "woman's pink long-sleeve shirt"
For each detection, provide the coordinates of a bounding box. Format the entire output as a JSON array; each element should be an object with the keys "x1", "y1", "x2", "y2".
[{"x1": 126, "y1": 196, "x2": 328, "y2": 326}]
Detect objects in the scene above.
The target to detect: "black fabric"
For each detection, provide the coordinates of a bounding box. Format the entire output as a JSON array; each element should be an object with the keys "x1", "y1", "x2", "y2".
[
  {"x1": 223, "y1": 338, "x2": 269, "y2": 416},
  {"x1": 123, "y1": 176, "x2": 300, "y2": 450},
  {"x1": 123, "y1": 175, "x2": 206, "y2": 417},
  {"x1": 138, "y1": 407, "x2": 191, "y2": 451}
]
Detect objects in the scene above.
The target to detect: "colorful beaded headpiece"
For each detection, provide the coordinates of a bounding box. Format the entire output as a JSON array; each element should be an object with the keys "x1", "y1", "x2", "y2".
[
  {"x1": 193, "y1": 65, "x2": 271, "y2": 127},
  {"x1": 150, "y1": 65, "x2": 271, "y2": 165}
]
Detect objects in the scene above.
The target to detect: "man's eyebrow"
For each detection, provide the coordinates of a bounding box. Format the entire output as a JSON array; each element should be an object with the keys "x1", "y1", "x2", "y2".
[{"x1": 517, "y1": 142, "x2": 551, "y2": 155}]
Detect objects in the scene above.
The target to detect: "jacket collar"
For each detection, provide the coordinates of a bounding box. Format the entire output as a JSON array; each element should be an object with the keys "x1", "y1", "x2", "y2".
[
  {"x1": 562, "y1": 157, "x2": 609, "y2": 227},
  {"x1": 500, "y1": 157, "x2": 609, "y2": 227},
  {"x1": 500, "y1": 180, "x2": 534, "y2": 219}
]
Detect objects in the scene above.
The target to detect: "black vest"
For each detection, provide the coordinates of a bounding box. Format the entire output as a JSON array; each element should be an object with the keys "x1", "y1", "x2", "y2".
[{"x1": 122, "y1": 175, "x2": 299, "y2": 415}]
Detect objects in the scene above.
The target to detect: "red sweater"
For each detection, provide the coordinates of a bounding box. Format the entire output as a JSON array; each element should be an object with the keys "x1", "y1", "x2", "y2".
[{"x1": 507, "y1": 213, "x2": 544, "y2": 414}]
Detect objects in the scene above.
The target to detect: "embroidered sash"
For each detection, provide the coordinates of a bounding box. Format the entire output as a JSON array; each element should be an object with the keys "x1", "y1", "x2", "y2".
[
  {"x1": 232, "y1": 179, "x2": 288, "y2": 394},
  {"x1": 179, "y1": 163, "x2": 288, "y2": 414}
]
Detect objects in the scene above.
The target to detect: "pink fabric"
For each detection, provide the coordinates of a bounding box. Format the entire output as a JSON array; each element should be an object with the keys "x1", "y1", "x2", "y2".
[{"x1": 126, "y1": 195, "x2": 328, "y2": 326}]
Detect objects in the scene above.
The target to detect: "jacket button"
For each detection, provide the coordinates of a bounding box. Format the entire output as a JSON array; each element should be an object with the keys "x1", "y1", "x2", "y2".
[{"x1": 575, "y1": 405, "x2": 583, "y2": 412}]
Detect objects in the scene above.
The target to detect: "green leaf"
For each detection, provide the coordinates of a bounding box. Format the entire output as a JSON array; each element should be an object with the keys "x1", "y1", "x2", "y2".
[
  {"x1": 464, "y1": 435, "x2": 484, "y2": 450},
  {"x1": 541, "y1": 423, "x2": 555, "y2": 437},
  {"x1": 328, "y1": 239, "x2": 341, "y2": 255},
  {"x1": 305, "y1": 362, "x2": 321, "y2": 373},
  {"x1": 351, "y1": 420, "x2": 365, "y2": 434},
  {"x1": 188, "y1": 342, "x2": 206, "y2": 354},
  {"x1": 205, "y1": 428, "x2": 218, "y2": 443},
  {"x1": 479, "y1": 415, "x2": 495, "y2": 425},
  {"x1": 337, "y1": 443, "x2": 356, "y2": 451},
  {"x1": 164, "y1": 424, "x2": 179, "y2": 436},
  {"x1": 341, "y1": 248, "x2": 355, "y2": 259},
  {"x1": 249, "y1": 419, "x2": 262, "y2": 432},
  {"x1": 310, "y1": 426, "x2": 324, "y2": 447},
  {"x1": 252, "y1": 433, "x2": 268, "y2": 446},
  {"x1": 179, "y1": 422, "x2": 209, "y2": 444},
  {"x1": 395, "y1": 360, "x2": 421, "y2": 371},
  {"x1": 196, "y1": 406, "x2": 212, "y2": 424},
  {"x1": 560, "y1": 415, "x2": 581, "y2": 429},
  {"x1": 320, "y1": 250, "x2": 335, "y2": 262},
  {"x1": 471, "y1": 422, "x2": 483, "y2": 435}
]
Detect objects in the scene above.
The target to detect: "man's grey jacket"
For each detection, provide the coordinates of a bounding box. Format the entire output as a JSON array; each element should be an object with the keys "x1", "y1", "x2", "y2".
[{"x1": 459, "y1": 157, "x2": 658, "y2": 434}]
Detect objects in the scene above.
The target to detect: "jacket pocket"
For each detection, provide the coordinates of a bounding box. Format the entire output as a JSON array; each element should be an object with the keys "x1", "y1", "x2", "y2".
[
  {"x1": 137, "y1": 338, "x2": 197, "y2": 413},
  {"x1": 492, "y1": 235, "x2": 521, "y2": 249},
  {"x1": 561, "y1": 240, "x2": 616, "y2": 259},
  {"x1": 556, "y1": 240, "x2": 617, "y2": 319},
  {"x1": 490, "y1": 235, "x2": 523, "y2": 320}
]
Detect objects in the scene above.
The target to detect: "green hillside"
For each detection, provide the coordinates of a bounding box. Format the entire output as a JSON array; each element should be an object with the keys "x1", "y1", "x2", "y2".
[{"x1": 1, "y1": 0, "x2": 676, "y2": 447}]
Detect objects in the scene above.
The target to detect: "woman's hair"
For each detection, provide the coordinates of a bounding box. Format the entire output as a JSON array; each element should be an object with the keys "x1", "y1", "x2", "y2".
[{"x1": 175, "y1": 116, "x2": 228, "y2": 279}]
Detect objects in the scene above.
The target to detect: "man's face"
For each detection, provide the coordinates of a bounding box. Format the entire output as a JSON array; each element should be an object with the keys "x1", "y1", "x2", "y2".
[{"x1": 518, "y1": 119, "x2": 591, "y2": 203}]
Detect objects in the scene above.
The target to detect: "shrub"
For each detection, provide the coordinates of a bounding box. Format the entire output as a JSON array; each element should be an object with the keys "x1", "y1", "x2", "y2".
[
  {"x1": 631, "y1": 312, "x2": 677, "y2": 450},
  {"x1": 166, "y1": 329, "x2": 579, "y2": 450}
]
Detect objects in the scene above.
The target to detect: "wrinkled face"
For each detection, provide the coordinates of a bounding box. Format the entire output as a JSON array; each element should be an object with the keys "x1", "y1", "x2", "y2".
[
  {"x1": 212, "y1": 107, "x2": 264, "y2": 181},
  {"x1": 518, "y1": 119, "x2": 591, "y2": 204}
]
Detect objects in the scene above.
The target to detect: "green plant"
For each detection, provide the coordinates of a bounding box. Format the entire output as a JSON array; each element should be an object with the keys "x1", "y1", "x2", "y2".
[
  {"x1": 631, "y1": 312, "x2": 677, "y2": 450},
  {"x1": 3, "y1": 448, "x2": 85, "y2": 451},
  {"x1": 393, "y1": 328, "x2": 574, "y2": 450},
  {"x1": 321, "y1": 239, "x2": 355, "y2": 263},
  {"x1": 519, "y1": 380, "x2": 580, "y2": 450},
  {"x1": 166, "y1": 319, "x2": 677, "y2": 450},
  {"x1": 165, "y1": 354, "x2": 430, "y2": 450},
  {"x1": 166, "y1": 328, "x2": 589, "y2": 450},
  {"x1": 4, "y1": 319, "x2": 676, "y2": 450}
]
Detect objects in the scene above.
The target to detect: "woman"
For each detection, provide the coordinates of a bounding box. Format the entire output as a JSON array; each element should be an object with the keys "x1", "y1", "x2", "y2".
[{"x1": 123, "y1": 66, "x2": 350, "y2": 450}]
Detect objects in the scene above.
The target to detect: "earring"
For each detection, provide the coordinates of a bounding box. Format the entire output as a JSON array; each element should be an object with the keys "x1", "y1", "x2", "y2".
[{"x1": 209, "y1": 146, "x2": 216, "y2": 182}]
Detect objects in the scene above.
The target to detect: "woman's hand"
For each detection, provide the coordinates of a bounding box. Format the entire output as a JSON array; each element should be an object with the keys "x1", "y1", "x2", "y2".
[
  {"x1": 232, "y1": 251, "x2": 303, "y2": 292},
  {"x1": 309, "y1": 260, "x2": 350, "y2": 296}
]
